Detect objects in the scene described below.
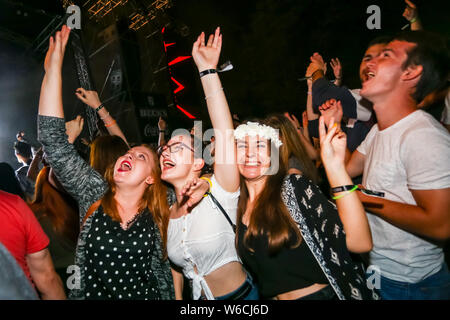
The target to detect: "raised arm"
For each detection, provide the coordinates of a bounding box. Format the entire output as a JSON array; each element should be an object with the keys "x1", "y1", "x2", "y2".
[
  {"x1": 37, "y1": 26, "x2": 106, "y2": 216},
  {"x1": 330, "y1": 58, "x2": 342, "y2": 86},
  {"x1": 75, "y1": 88, "x2": 129, "y2": 147},
  {"x1": 191, "y1": 27, "x2": 239, "y2": 192},
  {"x1": 403, "y1": 0, "x2": 423, "y2": 31},
  {"x1": 319, "y1": 116, "x2": 372, "y2": 253}
]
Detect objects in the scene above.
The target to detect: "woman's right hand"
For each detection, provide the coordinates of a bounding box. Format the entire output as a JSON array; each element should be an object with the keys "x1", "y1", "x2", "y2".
[
  {"x1": 44, "y1": 25, "x2": 71, "y2": 73},
  {"x1": 192, "y1": 27, "x2": 222, "y2": 72},
  {"x1": 75, "y1": 88, "x2": 102, "y2": 109}
]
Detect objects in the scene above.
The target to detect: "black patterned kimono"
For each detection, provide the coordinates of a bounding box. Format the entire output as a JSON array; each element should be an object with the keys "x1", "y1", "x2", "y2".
[
  {"x1": 38, "y1": 115, "x2": 175, "y2": 300},
  {"x1": 281, "y1": 174, "x2": 379, "y2": 300}
]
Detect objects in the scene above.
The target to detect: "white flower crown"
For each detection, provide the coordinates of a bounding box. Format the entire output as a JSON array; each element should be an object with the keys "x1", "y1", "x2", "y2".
[{"x1": 234, "y1": 121, "x2": 283, "y2": 148}]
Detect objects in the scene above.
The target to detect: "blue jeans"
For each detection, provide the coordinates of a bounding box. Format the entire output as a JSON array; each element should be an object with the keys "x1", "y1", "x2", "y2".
[
  {"x1": 378, "y1": 263, "x2": 450, "y2": 300},
  {"x1": 214, "y1": 273, "x2": 259, "y2": 300}
]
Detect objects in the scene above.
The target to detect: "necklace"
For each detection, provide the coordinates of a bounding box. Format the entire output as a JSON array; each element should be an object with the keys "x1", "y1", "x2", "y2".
[{"x1": 120, "y1": 211, "x2": 143, "y2": 231}]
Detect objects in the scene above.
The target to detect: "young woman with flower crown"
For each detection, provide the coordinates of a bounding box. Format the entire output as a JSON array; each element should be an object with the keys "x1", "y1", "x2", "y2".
[{"x1": 234, "y1": 116, "x2": 380, "y2": 300}]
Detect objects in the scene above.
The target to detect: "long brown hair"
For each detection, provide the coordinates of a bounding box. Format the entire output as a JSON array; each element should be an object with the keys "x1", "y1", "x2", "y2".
[
  {"x1": 30, "y1": 166, "x2": 79, "y2": 244},
  {"x1": 264, "y1": 114, "x2": 319, "y2": 184},
  {"x1": 100, "y1": 145, "x2": 170, "y2": 258},
  {"x1": 90, "y1": 135, "x2": 129, "y2": 177},
  {"x1": 236, "y1": 138, "x2": 302, "y2": 255}
]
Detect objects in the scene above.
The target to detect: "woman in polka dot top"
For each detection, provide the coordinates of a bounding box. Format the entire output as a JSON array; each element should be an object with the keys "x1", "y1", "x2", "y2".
[{"x1": 37, "y1": 25, "x2": 175, "y2": 300}]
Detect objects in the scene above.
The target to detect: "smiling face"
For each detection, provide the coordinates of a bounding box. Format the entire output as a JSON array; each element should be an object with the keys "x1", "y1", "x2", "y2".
[
  {"x1": 159, "y1": 134, "x2": 199, "y2": 184},
  {"x1": 113, "y1": 146, "x2": 156, "y2": 187},
  {"x1": 360, "y1": 40, "x2": 417, "y2": 102},
  {"x1": 236, "y1": 135, "x2": 272, "y2": 181},
  {"x1": 360, "y1": 43, "x2": 386, "y2": 84}
]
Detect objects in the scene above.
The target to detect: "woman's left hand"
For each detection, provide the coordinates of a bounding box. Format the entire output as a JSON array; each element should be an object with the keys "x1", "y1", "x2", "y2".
[{"x1": 192, "y1": 27, "x2": 222, "y2": 72}]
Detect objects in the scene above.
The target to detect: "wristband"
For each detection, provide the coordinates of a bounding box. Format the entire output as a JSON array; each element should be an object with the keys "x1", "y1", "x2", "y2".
[
  {"x1": 200, "y1": 177, "x2": 212, "y2": 197},
  {"x1": 95, "y1": 104, "x2": 104, "y2": 112},
  {"x1": 331, "y1": 185, "x2": 357, "y2": 193},
  {"x1": 105, "y1": 120, "x2": 117, "y2": 128},
  {"x1": 332, "y1": 185, "x2": 358, "y2": 200},
  {"x1": 410, "y1": 17, "x2": 417, "y2": 24},
  {"x1": 199, "y1": 69, "x2": 217, "y2": 78}
]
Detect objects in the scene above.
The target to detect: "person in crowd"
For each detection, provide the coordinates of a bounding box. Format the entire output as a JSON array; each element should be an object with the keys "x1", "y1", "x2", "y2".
[
  {"x1": 13, "y1": 140, "x2": 35, "y2": 200},
  {"x1": 0, "y1": 162, "x2": 26, "y2": 199},
  {"x1": 0, "y1": 242, "x2": 38, "y2": 300},
  {"x1": 264, "y1": 114, "x2": 319, "y2": 183},
  {"x1": 346, "y1": 31, "x2": 450, "y2": 299},
  {"x1": 0, "y1": 190, "x2": 66, "y2": 299},
  {"x1": 160, "y1": 27, "x2": 258, "y2": 300},
  {"x1": 37, "y1": 25, "x2": 177, "y2": 300},
  {"x1": 29, "y1": 166, "x2": 79, "y2": 294},
  {"x1": 89, "y1": 135, "x2": 129, "y2": 177},
  {"x1": 234, "y1": 112, "x2": 378, "y2": 300},
  {"x1": 283, "y1": 112, "x2": 319, "y2": 161}
]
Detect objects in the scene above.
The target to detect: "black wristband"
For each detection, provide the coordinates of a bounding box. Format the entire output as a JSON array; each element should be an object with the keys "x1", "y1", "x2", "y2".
[
  {"x1": 331, "y1": 185, "x2": 358, "y2": 194},
  {"x1": 199, "y1": 69, "x2": 217, "y2": 78},
  {"x1": 95, "y1": 104, "x2": 104, "y2": 112}
]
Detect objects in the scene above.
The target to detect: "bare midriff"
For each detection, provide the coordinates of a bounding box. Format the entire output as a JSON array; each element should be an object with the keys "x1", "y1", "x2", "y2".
[{"x1": 201, "y1": 261, "x2": 247, "y2": 297}]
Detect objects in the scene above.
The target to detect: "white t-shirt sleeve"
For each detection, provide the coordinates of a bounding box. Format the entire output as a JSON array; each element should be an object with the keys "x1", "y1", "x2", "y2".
[
  {"x1": 400, "y1": 126, "x2": 450, "y2": 190},
  {"x1": 441, "y1": 91, "x2": 450, "y2": 125},
  {"x1": 357, "y1": 125, "x2": 377, "y2": 156}
]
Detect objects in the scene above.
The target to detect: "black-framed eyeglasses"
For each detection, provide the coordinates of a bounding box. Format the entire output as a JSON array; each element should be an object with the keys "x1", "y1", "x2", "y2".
[{"x1": 157, "y1": 142, "x2": 194, "y2": 157}]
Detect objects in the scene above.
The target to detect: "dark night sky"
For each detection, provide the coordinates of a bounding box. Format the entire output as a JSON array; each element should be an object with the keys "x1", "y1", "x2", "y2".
[{"x1": 0, "y1": 0, "x2": 449, "y2": 166}]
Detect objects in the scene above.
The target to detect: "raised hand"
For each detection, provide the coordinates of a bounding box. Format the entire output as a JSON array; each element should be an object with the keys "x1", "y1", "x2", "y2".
[
  {"x1": 158, "y1": 117, "x2": 167, "y2": 131},
  {"x1": 44, "y1": 25, "x2": 71, "y2": 73},
  {"x1": 310, "y1": 53, "x2": 327, "y2": 72},
  {"x1": 318, "y1": 99, "x2": 343, "y2": 127},
  {"x1": 75, "y1": 88, "x2": 102, "y2": 109},
  {"x1": 403, "y1": 0, "x2": 418, "y2": 21},
  {"x1": 180, "y1": 177, "x2": 211, "y2": 208},
  {"x1": 319, "y1": 116, "x2": 347, "y2": 170},
  {"x1": 65, "y1": 115, "x2": 84, "y2": 144},
  {"x1": 330, "y1": 58, "x2": 342, "y2": 79},
  {"x1": 192, "y1": 27, "x2": 222, "y2": 71},
  {"x1": 284, "y1": 112, "x2": 301, "y2": 130}
]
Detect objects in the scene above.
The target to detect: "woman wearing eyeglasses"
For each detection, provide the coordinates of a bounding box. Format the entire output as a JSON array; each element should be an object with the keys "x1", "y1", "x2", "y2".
[{"x1": 158, "y1": 27, "x2": 258, "y2": 300}]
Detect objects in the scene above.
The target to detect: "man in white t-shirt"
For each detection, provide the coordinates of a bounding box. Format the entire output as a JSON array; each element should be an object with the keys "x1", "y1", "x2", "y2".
[{"x1": 346, "y1": 31, "x2": 450, "y2": 300}]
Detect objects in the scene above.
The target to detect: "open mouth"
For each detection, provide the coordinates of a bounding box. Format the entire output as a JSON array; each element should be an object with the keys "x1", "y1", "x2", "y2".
[
  {"x1": 118, "y1": 160, "x2": 132, "y2": 172},
  {"x1": 363, "y1": 70, "x2": 376, "y2": 83},
  {"x1": 243, "y1": 162, "x2": 260, "y2": 167},
  {"x1": 162, "y1": 159, "x2": 176, "y2": 170}
]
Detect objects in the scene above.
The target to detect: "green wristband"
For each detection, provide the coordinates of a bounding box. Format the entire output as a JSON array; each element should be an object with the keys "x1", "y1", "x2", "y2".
[{"x1": 332, "y1": 185, "x2": 358, "y2": 200}]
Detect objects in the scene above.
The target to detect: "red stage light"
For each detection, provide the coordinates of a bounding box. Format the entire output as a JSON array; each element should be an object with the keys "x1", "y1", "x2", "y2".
[
  {"x1": 176, "y1": 105, "x2": 196, "y2": 119},
  {"x1": 168, "y1": 56, "x2": 191, "y2": 66}
]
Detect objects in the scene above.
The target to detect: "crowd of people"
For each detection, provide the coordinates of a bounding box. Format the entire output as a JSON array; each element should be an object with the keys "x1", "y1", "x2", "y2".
[{"x1": 1, "y1": 0, "x2": 449, "y2": 300}]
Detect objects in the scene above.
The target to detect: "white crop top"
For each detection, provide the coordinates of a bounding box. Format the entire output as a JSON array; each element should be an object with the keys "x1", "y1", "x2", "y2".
[{"x1": 167, "y1": 175, "x2": 241, "y2": 300}]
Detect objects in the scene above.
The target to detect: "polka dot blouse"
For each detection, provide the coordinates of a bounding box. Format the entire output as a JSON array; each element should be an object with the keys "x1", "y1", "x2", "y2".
[{"x1": 84, "y1": 207, "x2": 161, "y2": 300}]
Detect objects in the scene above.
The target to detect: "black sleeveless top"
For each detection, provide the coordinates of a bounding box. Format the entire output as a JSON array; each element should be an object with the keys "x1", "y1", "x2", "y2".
[{"x1": 237, "y1": 222, "x2": 328, "y2": 298}]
